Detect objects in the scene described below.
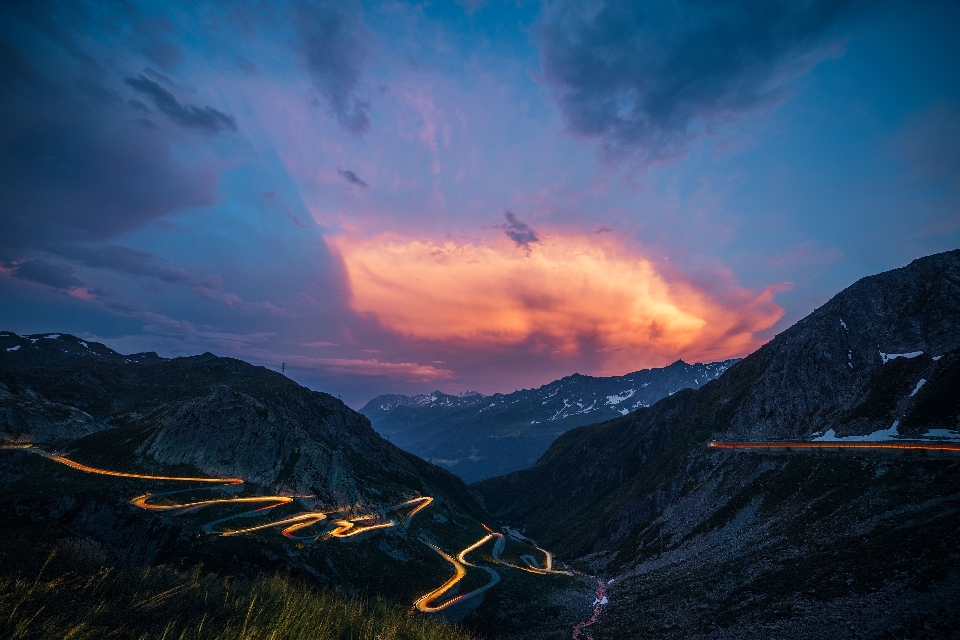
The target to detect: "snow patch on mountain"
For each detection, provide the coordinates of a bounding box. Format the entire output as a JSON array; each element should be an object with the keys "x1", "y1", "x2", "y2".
[
  {"x1": 815, "y1": 421, "x2": 901, "y2": 442},
  {"x1": 606, "y1": 390, "x2": 636, "y2": 406},
  {"x1": 879, "y1": 350, "x2": 923, "y2": 364}
]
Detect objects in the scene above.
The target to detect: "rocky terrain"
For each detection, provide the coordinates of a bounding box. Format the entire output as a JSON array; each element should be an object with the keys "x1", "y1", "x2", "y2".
[
  {"x1": 4, "y1": 249, "x2": 959, "y2": 639},
  {"x1": 362, "y1": 359, "x2": 737, "y2": 482},
  {"x1": 0, "y1": 333, "x2": 600, "y2": 637},
  {"x1": 0, "y1": 332, "x2": 486, "y2": 511},
  {"x1": 474, "y1": 249, "x2": 960, "y2": 638}
]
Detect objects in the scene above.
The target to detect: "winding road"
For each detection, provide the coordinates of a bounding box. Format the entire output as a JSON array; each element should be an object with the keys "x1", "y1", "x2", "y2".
[
  {"x1": 414, "y1": 534, "x2": 501, "y2": 613},
  {"x1": 1, "y1": 444, "x2": 593, "y2": 628},
  {"x1": 2, "y1": 445, "x2": 414, "y2": 540}
]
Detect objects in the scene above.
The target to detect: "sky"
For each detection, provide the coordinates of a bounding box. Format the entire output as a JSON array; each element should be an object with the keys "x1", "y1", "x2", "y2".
[{"x1": 1, "y1": 0, "x2": 958, "y2": 407}]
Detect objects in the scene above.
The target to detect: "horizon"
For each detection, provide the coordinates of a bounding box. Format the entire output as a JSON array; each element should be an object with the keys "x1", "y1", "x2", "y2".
[
  {"x1": 0, "y1": 327, "x2": 744, "y2": 409},
  {"x1": 2, "y1": 1, "x2": 958, "y2": 408}
]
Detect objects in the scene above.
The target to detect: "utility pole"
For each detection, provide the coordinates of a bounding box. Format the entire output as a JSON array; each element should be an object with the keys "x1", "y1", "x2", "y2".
[{"x1": 281, "y1": 362, "x2": 285, "y2": 375}]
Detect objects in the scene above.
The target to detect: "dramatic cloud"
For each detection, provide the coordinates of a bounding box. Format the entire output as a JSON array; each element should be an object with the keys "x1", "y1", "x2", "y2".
[
  {"x1": 8, "y1": 259, "x2": 83, "y2": 290},
  {"x1": 0, "y1": 0, "x2": 953, "y2": 407},
  {"x1": 338, "y1": 169, "x2": 369, "y2": 189},
  {"x1": 53, "y1": 245, "x2": 224, "y2": 299},
  {"x1": 125, "y1": 75, "x2": 237, "y2": 135},
  {"x1": 296, "y1": 1, "x2": 371, "y2": 134},
  {"x1": 0, "y1": 13, "x2": 219, "y2": 249},
  {"x1": 334, "y1": 233, "x2": 784, "y2": 373},
  {"x1": 284, "y1": 355, "x2": 455, "y2": 381},
  {"x1": 502, "y1": 211, "x2": 540, "y2": 250},
  {"x1": 538, "y1": 0, "x2": 871, "y2": 165}
]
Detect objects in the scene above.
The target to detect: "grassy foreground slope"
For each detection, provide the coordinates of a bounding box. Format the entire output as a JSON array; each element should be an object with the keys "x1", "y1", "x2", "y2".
[{"x1": 1, "y1": 555, "x2": 477, "y2": 640}]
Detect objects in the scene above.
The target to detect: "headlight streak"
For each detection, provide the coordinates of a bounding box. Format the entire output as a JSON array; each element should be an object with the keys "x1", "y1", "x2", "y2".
[
  {"x1": 3, "y1": 445, "x2": 422, "y2": 542},
  {"x1": 3, "y1": 445, "x2": 576, "y2": 614},
  {"x1": 413, "y1": 534, "x2": 501, "y2": 613},
  {"x1": 390, "y1": 496, "x2": 433, "y2": 528},
  {"x1": 483, "y1": 523, "x2": 573, "y2": 576}
]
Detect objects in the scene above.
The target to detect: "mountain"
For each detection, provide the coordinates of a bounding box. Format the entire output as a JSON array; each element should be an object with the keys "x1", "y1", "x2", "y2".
[
  {"x1": 0, "y1": 331, "x2": 482, "y2": 512},
  {"x1": 361, "y1": 359, "x2": 738, "y2": 483},
  {"x1": 474, "y1": 249, "x2": 960, "y2": 637},
  {"x1": 0, "y1": 333, "x2": 500, "y2": 606},
  {"x1": 0, "y1": 332, "x2": 607, "y2": 637}
]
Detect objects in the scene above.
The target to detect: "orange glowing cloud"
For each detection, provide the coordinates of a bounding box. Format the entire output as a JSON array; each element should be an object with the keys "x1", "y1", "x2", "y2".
[
  {"x1": 333, "y1": 233, "x2": 785, "y2": 373},
  {"x1": 284, "y1": 355, "x2": 455, "y2": 381}
]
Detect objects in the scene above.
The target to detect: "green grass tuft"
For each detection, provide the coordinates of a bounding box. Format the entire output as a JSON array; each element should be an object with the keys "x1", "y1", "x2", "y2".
[{"x1": 0, "y1": 554, "x2": 478, "y2": 640}]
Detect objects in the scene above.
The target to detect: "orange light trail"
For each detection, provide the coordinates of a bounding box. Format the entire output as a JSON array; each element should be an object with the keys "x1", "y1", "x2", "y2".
[
  {"x1": 281, "y1": 513, "x2": 331, "y2": 539},
  {"x1": 709, "y1": 441, "x2": 960, "y2": 452},
  {"x1": 20, "y1": 447, "x2": 243, "y2": 483},
  {"x1": 323, "y1": 515, "x2": 397, "y2": 538},
  {"x1": 414, "y1": 534, "x2": 499, "y2": 613},
  {"x1": 214, "y1": 510, "x2": 317, "y2": 536},
  {"x1": 5, "y1": 446, "x2": 407, "y2": 541},
  {"x1": 4, "y1": 445, "x2": 575, "y2": 613},
  {"x1": 132, "y1": 495, "x2": 291, "y2": 511},
  {"x1": 483, "y1": 523, "x2": 573, "y2": 576},
  {"x1": 391, "y1": 496, "x2": 433, "y2": 528}
]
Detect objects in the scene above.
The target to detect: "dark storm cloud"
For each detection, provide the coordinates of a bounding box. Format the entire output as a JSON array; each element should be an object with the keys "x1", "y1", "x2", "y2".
[
  {"x1": 295, "y1": 1, "x2": 370, "y2": 134},
  {"x1": 10, "y1": 259, "x2": 84, "y2": 290},
  {"x1": 0, "y1": 9, "x2": 220, "y2": 250},
  {"x1": 53, "y1": 245, "x2": 224, "y2": 298},
  {"x1": 125, "y1": 74, "x2": 237, "y2": 134},
  {"x1": 538, "y1": 0, "x2": 875, "y2": 165},
  {"x1": 338, "y1": 169, "x2": 369, "y2": 188},
  {"x1": 503, "y1": 211, "x2": 539, "y2": 249}
]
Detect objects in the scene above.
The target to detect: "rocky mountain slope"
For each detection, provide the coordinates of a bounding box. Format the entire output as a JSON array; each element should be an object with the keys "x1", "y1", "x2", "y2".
[
  {"x1": 362, "y1": 359, "x2": 737, "y2": 482},
  {"x1": 0, "y1": 331, "x2": 482, "y2": 512},
  {"x1": 0, "y1": 333, "x2": 599, "y2": 637},
  {"x1": 474, "y1": 249, "x2": 960, "y2": 638}
]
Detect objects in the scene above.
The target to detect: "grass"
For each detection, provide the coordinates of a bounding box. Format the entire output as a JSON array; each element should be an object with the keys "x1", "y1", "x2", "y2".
[{"x1": 0, "y1": 553, "x2": 478, "y2": 640}]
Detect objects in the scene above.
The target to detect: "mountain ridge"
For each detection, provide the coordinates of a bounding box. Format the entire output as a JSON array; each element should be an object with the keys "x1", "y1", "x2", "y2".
[
  {"x1": 0, "y1": 330, "x2": 485, "y2": 515},
  {"x1": 362, "y1": 358, "x2": 738, "y2": 482},
  {"x1": 0, "y1": 331, "x2": 601, "y2": 636},
  {"x1": 472, "y1": 248, "x2": 960, "y2": 637}
]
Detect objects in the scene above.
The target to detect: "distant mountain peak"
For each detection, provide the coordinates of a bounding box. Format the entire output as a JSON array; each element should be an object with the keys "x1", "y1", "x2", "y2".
[{"x1": 361, "y1": 357, "x2": 740, "y2": 482}]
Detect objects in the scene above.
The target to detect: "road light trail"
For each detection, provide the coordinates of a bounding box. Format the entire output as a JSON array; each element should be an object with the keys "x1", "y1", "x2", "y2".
[
  {"x1": 9, "y1": 445, "x2": 243, "y2": 483},
  {"x1": 3, "y1": 445, "x2": 408, "y2": 541},
  {"x1": 483, "y1": 524, "x2": 572, "y2": 576},
  {"x1": 132, "y1": 490, "x2": 292, "y2": 512},
  {"x1": 4, "y1": 445, "x2": 574, "y2": 615},
  {"x1": 709, "y1": 441, "x2": 960, "y2": 453},
  {"x1": 479, "y1": 523, "x2": 597, "y2": 637},
  {"x1": 414, "y1": 534, "x2": 500, "y2": 613},
  {"x1": 282, "y1": 513, "x2": 333, "y2": 539},
  {"x1": 390, "y1": 496, "x2": 433, "y2": 528}
]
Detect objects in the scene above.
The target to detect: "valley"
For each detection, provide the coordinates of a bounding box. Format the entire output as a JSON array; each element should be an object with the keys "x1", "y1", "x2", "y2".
[
  {"x1": 362, "y1": 359, "x2": 738, "y2": 483},
  {"x1": 2, "y1": 250, "x2": 960, "y2": 639},
  {"x1": 473, "y1": 249, "x2": 960, "y2": 638}
]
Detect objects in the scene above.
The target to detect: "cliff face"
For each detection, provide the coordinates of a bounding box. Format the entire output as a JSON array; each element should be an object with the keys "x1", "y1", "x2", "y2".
[{"x1": 721, "y1": 250, "x2": 959, "y2": 441}]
